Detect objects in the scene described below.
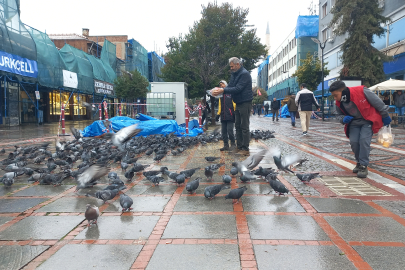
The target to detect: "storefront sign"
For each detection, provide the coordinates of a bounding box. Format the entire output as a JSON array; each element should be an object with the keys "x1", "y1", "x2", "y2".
[
  {"x1": 63, "y1": 70, "x2": 78, "y2": 89},
  {"x1": 0, "y1": 50, "x2": 38, "y2": 78},
  {"x1": 35, "y1": 91, "x2": 40, "y2": 100},
  {"x1": 94, "y1": 80, "x2": 114, "y2": 95}
]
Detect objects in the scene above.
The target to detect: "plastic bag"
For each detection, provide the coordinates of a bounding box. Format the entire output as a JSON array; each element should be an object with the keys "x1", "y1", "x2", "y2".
[
  {"x1": 206, "y1": 88, "x2": 223, "y2": 99},
  {"x1": 377, "y1": 125, "x2": 394, "y2": 148}
]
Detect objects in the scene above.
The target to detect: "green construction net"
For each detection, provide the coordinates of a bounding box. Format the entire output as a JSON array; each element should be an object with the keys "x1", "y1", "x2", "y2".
[
  {"x1": 127, "y1": 39, "x2": 148, "y2": 79},
  {"x1": 0, "y1": 0, "x2": 36, "y2": 62},
  {"x1": 26, "y1": 26, "x2": 67, "y2": 88},
  {"x1": 59, "y1": 44, "x2": 94, "y2": 94},
  {"x1": 87, "y1": 54, "x2": 111, "y2": 83},
  {"x1": 100, "y1": 39, "x2": 117, "y2": 83}
]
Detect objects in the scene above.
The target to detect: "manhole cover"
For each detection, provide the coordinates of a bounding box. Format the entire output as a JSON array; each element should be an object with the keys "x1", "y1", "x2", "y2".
[{"x1": 319, "y1": 177, "x2": 391, "y2": 196}]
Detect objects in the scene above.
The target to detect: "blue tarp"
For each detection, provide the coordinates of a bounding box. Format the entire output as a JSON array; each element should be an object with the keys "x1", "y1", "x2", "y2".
[
  {"x1": 81, "y1": 115, "x2": 203, "y2": 137},
  {"x1": 263, "y1": 105, "x2": 290, "y2": 118},
  {"x1": 295, "y1": 15, "x2": 319, "y2": 38}
]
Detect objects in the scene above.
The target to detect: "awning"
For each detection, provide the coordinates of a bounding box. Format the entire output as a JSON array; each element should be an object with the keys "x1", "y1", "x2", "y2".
[{"x1": 369, "y1": 78, "x2": 405, "y2": 91}]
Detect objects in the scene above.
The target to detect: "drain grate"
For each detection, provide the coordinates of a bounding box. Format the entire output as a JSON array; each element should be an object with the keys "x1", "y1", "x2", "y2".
[{"x1": 318, "y1": 177, "x2": 392, "y2": 196}]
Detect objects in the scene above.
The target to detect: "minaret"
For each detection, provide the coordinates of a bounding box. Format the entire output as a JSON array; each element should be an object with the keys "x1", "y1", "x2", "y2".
[{"x1": 266, "y1": 22, "x2": 271, "y2": 56}]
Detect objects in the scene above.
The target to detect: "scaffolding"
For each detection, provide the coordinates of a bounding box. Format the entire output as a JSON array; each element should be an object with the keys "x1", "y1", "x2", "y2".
[
  {"x1": 125, "y1": 39, "x2": 148, "y2": 79},
  {"x1": 148, "y1": 51, "x2": 165, "y2": 82}
]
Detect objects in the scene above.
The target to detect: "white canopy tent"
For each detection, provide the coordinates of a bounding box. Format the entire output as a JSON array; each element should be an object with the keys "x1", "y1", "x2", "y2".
[{"x1": 370, "y1": 78, "x2": 405, "y2": 91}]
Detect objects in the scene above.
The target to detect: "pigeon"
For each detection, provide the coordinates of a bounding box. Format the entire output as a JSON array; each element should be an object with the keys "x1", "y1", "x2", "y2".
[
  {"x1": 271, "y1": 148, "x2": 299, "y2": 174},
  {"x1": 296, "y1": 173, "x2": 320, "y2": 182},
  {"x1": 204, "y1": 167, "x2": 214, "y2": 180},
  {"x1": 2, "y1": 177, "x2": 14, "y2": 187},
  {"x1": 70, "y1": 126, "x2": 83, "y2": 140},
  {"x1": 204, "y1": 184, "x2": 230, "y2": 199},
  {"x1": 230, "y1": 167, "x2": 238, "y2": 176},
  {"x1": 269, "y1": 179, "x2": 289, "y2": 196},
  {"x1": 209, "y1": 163, "x2": 225, "y2": 171},
  {"x1": 205, "y1": 157, "x2": 220, "y2": 162},
  {"x1": 75, "y1": 165, "x2": 109, "y2": 191},
  {"x1": 85, "y1": 204, "x2": 99, "y2": 227},
  {"x1": 252, "y1": 166, "x2": 275, "y2": 178},
  {"x1": 124, "y1": 170, "x2": 135, "y2": 182},
  {"x1": 222, "y1": 175, "x2": 232, "y2": 184},
  {"x1": 101, "y1": 124, "x2": 141, "y2": 151},
  {"x1": 265, "y1": 172, "x2": 279, "y2": 182},
  {"x1": 86, "y1": 189, "x2": 119, "y2": 204},
  {"x1": 0, "y1": 148, "x2": 5, "y2": 155},
  {"x1": 185, "y1": 177, "x2": 200, "y2": 194},
  {"x1": 232, "y1": 149, "x2": 267, "y2": 175},
  {"x1": 180, "y1": 167, "x2": 200, "y2": 178},
  {"x1": 119, "y1": 193, "x2": 133, "y2": 212},
  {"x1": 103, "y1": 184, "x2": 126, "y2": 191},
  {"x1": 240, "y1": 171, "x2": 256, "y2": 183},
  {"x1": 28, "y1": 173, "x2": 43, "y2": 182},
  {"x1": 174, "y1": 174, "x2": 186, "y2": 186},
  {"x1": 121, "y1": 162, "x2": 129, "y2": 172},
  {"x1": 108, "y1": 172, "x2": 118, "y2": 180},
  {"x1": 153, "y1": 154, "x2": 165, "y2": 163},
  {"x1": 225, "y1": 186, "x2": 248, "y2": 204},
  {"x1": 146, "y1": 175, "x2": 165, "y2": 186},
  {"x1": 132, "y1": 163, "x2": 150, "y2": 173},
  {"x1": 145, "y1": 149, "x2": 154, "y2": 156}
]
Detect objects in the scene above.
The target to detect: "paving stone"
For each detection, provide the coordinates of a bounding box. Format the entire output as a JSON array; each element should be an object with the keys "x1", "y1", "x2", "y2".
[
  {"x1": 0, "y1": 198, "x2": 47, "y2": 213},
  {"x1": 353, "y1": 246, "x2": 405, "y2": 270},
  {"x1": 254, "y1": 245, "x2": 356, "y2": 270},
  {"x1": 373, "y1": 200, "x2": 405, "y2": 219},
  {"x1": 247, "y1": 215, "x2": 329, "y2": 240},
  {"x1": 142, "y1": 185, "x2": 178, "y2": 195},
  {"x1": 306, "y1": 198, "x2": 380, "y2": 213},
  {"x1": 104, "y1": 196, "x2": 169, "y2": 212},
  {"x1": 162, "y1": 215, "x2": 237, "y2": 239},
  {"x1": 181, "y1": 183, "x2": 231, "y2": 195},
  {"x1": 125, "y1": 185, "x2": 150, "y2": 195},
  {"x1": 13, "y1": 185, "x2": 74, "y2": 197},
  {"x1": 75, "y1": 216, "x2": 160, "y2": 240},
  {"x1": 283, "y1": 175, "x2": 321, "y2": 196},
  {"x1": 242, "y1": 183, "x2": 273, "y2": 194},
  {"x1": 37, "y1": 244, "x2": 142, "y2": 270},
  {"x1": 325, "y1": 216, "x2": 405, "y2": 242},
  {"x1": 36, "y1": 197, "x2": 101, "y2": 212},
  {"x1": 0, "y1": 245, "x2": 49, "y2": 270},
  {"x1": 173, "y1": 196, "x2": 234, "y2": 212},
  {"x1": 0, "y1": 216, "x2": 14, "y2": 226},
  {"x1": 0, "y1": 216, "x2": 84, "y2": 240},
  {"x1": 241, "y1": 196, "x2": 306, "y2": 212},
  {"x1": 0, "y1": 185, "x2": 25, "y2": 196},
  {"x1": 147, "y1": 244, "x2": 240, "y2": 270}
]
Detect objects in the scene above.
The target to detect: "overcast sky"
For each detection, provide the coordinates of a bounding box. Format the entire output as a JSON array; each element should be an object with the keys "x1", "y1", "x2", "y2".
[{"x1": 20, "y1": 0, "x2": 317, "y2": 72}]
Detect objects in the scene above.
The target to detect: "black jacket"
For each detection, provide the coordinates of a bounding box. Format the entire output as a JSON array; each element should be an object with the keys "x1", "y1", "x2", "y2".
[
  {"x1": 271, "y1": 100, "x2": 280, "y2": 110},
  {"x1": 264, "y1": 103, "x2": 269, "y2": 110},
  {"x1": 295, "y1": 88, "x2": 320, "y2": 111},
  {"x1": 224, "y1": 67, "x2": 253, "y2": 105},
  {"x1": 218, "y1": 94, "x2": 235, "y2": 122}
]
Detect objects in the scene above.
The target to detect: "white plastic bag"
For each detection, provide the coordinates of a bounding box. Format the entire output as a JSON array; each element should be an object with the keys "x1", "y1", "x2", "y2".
[
  {"x1": 377, "y1": 125, "x2": 394, "y2": 148},
  {"x1": 206, "y1": 88, "x2": 223, "y2": 99}
]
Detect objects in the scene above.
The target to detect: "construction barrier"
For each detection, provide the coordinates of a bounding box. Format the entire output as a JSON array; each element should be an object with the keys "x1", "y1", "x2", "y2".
[
  {"x1": 185, "y1": 100, "x2": 189, "y2": 134},
  {"x1": 119, "y1": 104, "x2": 122, "y2": 116},
  {"x1": 61, "y1": 103, "x2": 66, "y2": 135},
  {"x1": 198, "y1": 102, "x2": 202, "y2": 128},
  {"x1": 99, "y1": 104, "x2": 102, "y2": 121}
]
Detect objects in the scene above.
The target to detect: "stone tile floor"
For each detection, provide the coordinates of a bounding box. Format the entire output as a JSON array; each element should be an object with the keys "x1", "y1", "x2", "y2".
[{"x1": 0, "y1": 118, "x2": 404, "y2": 269}]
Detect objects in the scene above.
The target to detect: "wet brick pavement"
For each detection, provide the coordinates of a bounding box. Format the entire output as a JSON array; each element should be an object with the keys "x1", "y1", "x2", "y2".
[{"x1": 0, "y1": 119, "x2": 404, "y2": 269}]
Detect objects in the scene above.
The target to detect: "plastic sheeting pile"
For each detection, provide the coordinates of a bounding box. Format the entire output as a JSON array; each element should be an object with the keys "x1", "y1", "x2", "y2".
[{"x1": 81, "y1": 114, "x2": 203, "y2": 137}]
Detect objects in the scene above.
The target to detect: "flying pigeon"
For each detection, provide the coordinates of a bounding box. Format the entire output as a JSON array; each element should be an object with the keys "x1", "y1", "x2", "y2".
[
  {"x1": 204, "y1": 184, "x2": 230, "y2": 199},
  {"x1": 75, "y1": 165, "x2": 109, "y2": 191},
  {"x1": 232, "y1": 149, "x2": 268, "y2": 175},
  {"x1": 271, "y1": 148, "x2": 299, "y2": 174},
  {"x1": 70, "y1": 126, "x2": 83, "y2": 140},
  {"x1": 185, "y1": 177, "x2": 200, "y2": 194},
  {"x1": 225, "y1": 186, "x2": 248, "y2": 204},
  {"x1": 85, "y1": 204, "x2": 99, "y2": 227},
  {"x1": 296, "y1": 173, "x2": 320, "y2": 182},
  {"x1": 101, "y1": 124, "x2": 141, "y2": 151},
  {"x1": 119, "y1": 193, "x2": 133, "y2": 212}
]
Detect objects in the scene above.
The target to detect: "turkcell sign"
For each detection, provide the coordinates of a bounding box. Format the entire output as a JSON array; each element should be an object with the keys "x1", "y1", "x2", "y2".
[
  {"x1": 94, "y1": 79, "x2": 114, "y2": 95},
  {"x1": 0, "y1": 50, "x2": 38, "y2": 78}
]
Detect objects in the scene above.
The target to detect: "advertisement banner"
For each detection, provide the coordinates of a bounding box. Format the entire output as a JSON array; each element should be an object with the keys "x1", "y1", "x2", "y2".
[
  {"x1": 63, "y1": 70, "x2": 78, "y2": 89},
  {"x1": 0, "y1": 50, "x2": 38, "y2": 78},
  {"x1": 94, "y1": 79, "x2": 114, "y2": 96}
]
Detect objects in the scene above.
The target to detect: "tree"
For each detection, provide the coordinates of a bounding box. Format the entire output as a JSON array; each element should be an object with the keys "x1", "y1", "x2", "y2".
[
  {"x1": 292, "y1": 53, "x2": 330, "y2": 91},
  {"x1": 161, "y1": 2, "x2": 266, "y2": 124},
  {"x1": 114, "y1": 70, "x2": 149, "y2": 99},
  {"x1": 252, "y1": 87, "x2": 268, "y2": 104},
  {"x1": 330, "y1": 0, "x2": 391, "y2": 87}
]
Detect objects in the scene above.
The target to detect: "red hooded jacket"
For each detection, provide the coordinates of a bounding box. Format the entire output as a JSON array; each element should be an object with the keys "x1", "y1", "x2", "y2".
[{"x1": 336, "y1": 86, "x2": 383, "y2": 138}]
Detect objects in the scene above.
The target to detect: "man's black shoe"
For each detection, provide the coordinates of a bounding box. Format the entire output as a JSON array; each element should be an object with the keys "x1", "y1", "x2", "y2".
[
  {"x1": 357, "y1": 165, "x2": 368, "y2": 178},
  {"x1": 353, "y1": 163, "x2": 361, "y2": 173}
]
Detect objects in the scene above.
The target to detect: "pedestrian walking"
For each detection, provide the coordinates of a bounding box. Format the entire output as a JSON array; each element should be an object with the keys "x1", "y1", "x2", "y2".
[
  {"x1": 287, "y1": 95, "x2": 298, "y2": 127},
  {"x1": 264, "y1": 102, "x2": 270, "y2": 115},
  {"x1": 271, "y1": 97, "x2": 280, "y2": 122},
  {"x1": 257, "y1": 104, "x2": 262, "y2": 117},
  {"x1": 393, "y1": 90, "x2": 405, "y2": 124},
  {"x1": 329, "y1": 81, "x2": 391, "y2": 178},
  {"x1": 216, "y1": 80, "x2": 236, "y2": 151},
  {"x1": 38, "y1": 99, "x2": 46, "y2": 125},
  {"x1": 295, "y1": 83, "x2": 320, "y2": 135},
  {"x1": 212, "y1": 57, "x2": 253, "y2": 154}
]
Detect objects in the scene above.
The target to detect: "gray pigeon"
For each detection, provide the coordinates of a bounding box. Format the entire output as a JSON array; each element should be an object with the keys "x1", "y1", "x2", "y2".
[
  {"x1": 240, "y1": 171, "x2": 256, "y2": 183},
  {"x1": 119, "y1": 193, "x2": 133, "y2": 212},
  {"x1": 222, "y1": 175, "x2": 232, "y2": 184},
  {"x1": 205, "y1": 157, "x2": 220, "y2": 162},
  {"x1": 101, "y1": 124, "x2": 141, "y2": 151},
  {"x1": 271, "y1": 148, "x2": 299, "y2": 174},
  {"x1": 146, "y1": 175, "x2": 165, "y2": 186},
  {"x1": 296, "y1": 173, "x2": 320, "y2": 182},
  {"x1": 230, "y1": 167, "x2": 238, "y2": 176},
  {"x1": 204, "y1": 167, "x2": 214, "y2": 180},
  {"x1": 121, "y1": 162, "x2": 129, "y2": 172},
  {"x1": 180, "y1": 167, "x2": 200, "y2": 178},
  {"x1": 233, "y1": 149, "x2": 268, "y2": 175},
  {"x1": 86, "y1": 189, "x2": 119, "y2": 204},
  {"x1": 85, "y1": 204, "x2": 99, "y2": 227},
  {"x1": 269, "y1": 179, "x2": 289, "y2": 196},
  {"x1": 2, "y1": 177, "x2": 14, "y2": 187},
  {"x1": 186, "y1": 177, "x2": 200, "y2": 194},
  {"x1": 174, "y1": 174, "x2": 186, "y2": 186},
  {"x1": 209, "y1": 163, "x2": 224, "y2": 171},
  {"x1": 265, "y1": 172, "x2": 279, "y2": 182},
  {"x1": 76, "y1": 165, "x2": 109, "y2": 191},
  {"x1": 225, "y1": 186, "x2": 248, "y2": 204},
  {"x1": 204, "y1": 184, "x2": 230, "y2": 199}
]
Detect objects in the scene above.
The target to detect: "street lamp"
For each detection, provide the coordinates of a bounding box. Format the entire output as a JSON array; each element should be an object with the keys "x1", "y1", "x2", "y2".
[{"x1": 311, "y1": 37, "x2": 330, "y2": 121}]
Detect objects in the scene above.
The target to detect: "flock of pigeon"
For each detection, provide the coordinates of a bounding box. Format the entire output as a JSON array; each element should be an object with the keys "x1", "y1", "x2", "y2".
[{"x1": 0, "y1": 124, "x2": 321, "y2": 227}]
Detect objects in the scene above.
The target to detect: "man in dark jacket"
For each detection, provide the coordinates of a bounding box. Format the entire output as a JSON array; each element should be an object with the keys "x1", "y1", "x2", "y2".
[
  {"x1": 271, "y1": 98, "x2": 280, "y2": 122},
  {"x1": 212, "y1": 57, "x2": 253, "y2": 154},
  {"x1": 393, "y1": 90, "x2": 405, "y2": 124},
  {"x1": 295, "y1": 83, "x2": 320, "y2": 135},
  {"x1": 287, "y1": 95, "x2": 298, "y2": 127},
  {"x1": 264, "y1": 103, "x2": 270, "y2": 115},
  {"x1": 329, "y1": 81, "x2": 391, "y2": 178}
]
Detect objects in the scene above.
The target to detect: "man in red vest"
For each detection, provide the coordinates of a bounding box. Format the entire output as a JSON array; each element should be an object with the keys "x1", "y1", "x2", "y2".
[{"x1": 329, "y1": 81, "x2": 391, "y2": 178}]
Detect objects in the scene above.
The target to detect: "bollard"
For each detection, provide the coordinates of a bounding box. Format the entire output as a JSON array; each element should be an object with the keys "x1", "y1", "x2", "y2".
[
  {"x1": 103, "y1": 101, "x2": 109, "y2": 121},
  {"x1": 119, "y1": 104, "x2": 122, "y2": 116},
  {"x1": 61, "y1": 103, "x2": 66, "y2": 135},
  {"x1": 198, "y1": 102, "x2": 202, "y2": 128},
  {"x1": 185, "y1": 100, "x2": 189, "y2": 134},
  {"x1": 99, "y1": 104, "x2": 102, "y2": 121}
]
